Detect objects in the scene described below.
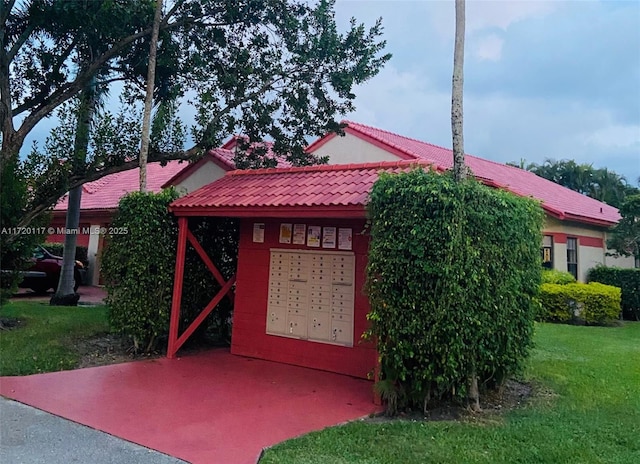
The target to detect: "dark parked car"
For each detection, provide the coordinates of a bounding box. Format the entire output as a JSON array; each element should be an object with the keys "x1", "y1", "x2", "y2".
[{"x1": 17, "y1": 246, "x2": 85, "y2": 294}]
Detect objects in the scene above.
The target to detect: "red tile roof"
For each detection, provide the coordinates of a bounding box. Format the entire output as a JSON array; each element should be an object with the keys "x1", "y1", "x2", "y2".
[
  {"x1": 169, "y1": 160, "x2": 429, "y2": 218},
  {"x1": 306, "y1": 121, "x2": 621, "y2": 226},
  {"x1": 55, "y1": 160, "x2": 187, "y2": 211}
]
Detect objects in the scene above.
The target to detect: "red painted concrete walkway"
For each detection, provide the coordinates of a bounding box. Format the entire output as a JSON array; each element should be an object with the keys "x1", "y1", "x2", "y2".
[{"x1": 0, "y1": 349, "x2": 379, "y2": 463}]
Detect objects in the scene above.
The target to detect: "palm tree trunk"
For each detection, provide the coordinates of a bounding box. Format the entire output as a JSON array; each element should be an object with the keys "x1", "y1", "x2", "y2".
[
  {"x1": 452, "y1": 0, "x2": 480, "y2": 411},
  {"x1": 139, "y1": 0, "x2": 163, "y2": 192},
  {"x1": 451, "y1": 0, "x2": 466, "y2": 182},
  {"x1": 50, "y1": 81, "x2": 97, "y2": 306}
]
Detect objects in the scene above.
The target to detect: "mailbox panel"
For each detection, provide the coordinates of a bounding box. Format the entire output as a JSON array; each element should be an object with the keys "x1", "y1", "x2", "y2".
[
  {"x1": 308, "y1": 310, "x2": 331, "y2": 341},
  {"x1": 268, "y1": 249, "x2": 355, "y2": 346},
  {"x1": 331, "y1": 320, "x2": 352, "y2": 346},
  {"x1": 266, "y1": 306, "x2": 287, "y2": 335},
  {"x1": 286, "y1": 314, "x2": 307, "y2": 338}
]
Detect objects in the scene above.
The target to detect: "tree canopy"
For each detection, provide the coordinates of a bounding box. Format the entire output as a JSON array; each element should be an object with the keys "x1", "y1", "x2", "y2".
[
  {"x1": 0, "y1": 0, "x2": 390, "y2": 235},
  {"x1": 607, "y1": 194, "x2": 640, "y2": 261},
  {"x1": 509, "y1": 158, "x2": 639, "y2": 208}
]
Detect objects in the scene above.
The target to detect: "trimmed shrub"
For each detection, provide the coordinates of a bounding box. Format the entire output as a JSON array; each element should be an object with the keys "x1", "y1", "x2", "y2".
[
  {"x1": 538, "y1": 282, "x2": 621, "y2": 325},
  {"x1": 366, "y1": 169, "x2": 543, "y2": 412},
  {"x1": 101, "y1": 189, "x2": 179, "y2": 352},
  {"x1": 541, "y1": 269, "x2": 576, "y2": 285},
  {"x1": 101, "y1": 189, "x2": 239, "y2": 353},
  {"x1": 588, "y1": 266, "x2": 640, "y2": 320},
  {"x1": 43, "y1": 243, "x2": 89, "y2": 266}
]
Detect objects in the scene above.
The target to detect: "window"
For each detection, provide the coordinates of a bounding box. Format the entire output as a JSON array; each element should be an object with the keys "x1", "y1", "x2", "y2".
[
  {"x1": 541, "y1": 235, "x2": 553, "y2": 269},
  {"x1": 567, "y1": 237, "x2": 578, "y2": 279}
]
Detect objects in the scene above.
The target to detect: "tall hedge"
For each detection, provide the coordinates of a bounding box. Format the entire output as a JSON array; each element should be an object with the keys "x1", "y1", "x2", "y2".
[
  {"x1": 101, "y1": 189, "x2": 239, "y2": 353},
  {"x1": 101, "y1": 189, "x2": 179, "y2": 352},
  {"x1": 365, "y1": 169, "x2": 543, "y2": 411},
  {"x1": 588, "y1": 266, "x2": 640, "y2": 320}
]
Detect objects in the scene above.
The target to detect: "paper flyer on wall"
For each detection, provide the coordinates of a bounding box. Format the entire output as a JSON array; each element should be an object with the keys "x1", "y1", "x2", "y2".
[
  {"x1": 252, "y1": 223, "x2": 265, "y2": 243},
  {"x1": 307, "y1": 226, "x2": 321, "y2": 247},
  {"x1": 322, "y1": 227, "x2": 336, "y2": 248},
  {"x1": 279, "y1": 223, "x2": 292, "y2": 244},
  {"x1": 293, "y1": 224, "x2": 306, "y2": 244},
  {"x1": 338, "y1": 228, "x2": 352, "y2": 250}
]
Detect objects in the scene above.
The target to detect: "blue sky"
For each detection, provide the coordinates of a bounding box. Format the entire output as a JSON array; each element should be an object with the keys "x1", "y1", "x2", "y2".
[{"x1": 334, "y1": 0, "x2": 640, "y2": 184}]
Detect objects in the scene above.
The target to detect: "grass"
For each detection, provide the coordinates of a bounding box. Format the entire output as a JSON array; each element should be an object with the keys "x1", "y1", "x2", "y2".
[
  {"x1": 0, "y1": 300, "x2": 109, "y2": 376},
  {"x1": 261, "y1": 323, "x2": 640, "y2": 464}
]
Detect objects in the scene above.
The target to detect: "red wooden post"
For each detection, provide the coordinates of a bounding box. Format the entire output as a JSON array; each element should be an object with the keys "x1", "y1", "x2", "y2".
[{"x1": 168, "y1": 216, "x2": 188, "y2": 358}]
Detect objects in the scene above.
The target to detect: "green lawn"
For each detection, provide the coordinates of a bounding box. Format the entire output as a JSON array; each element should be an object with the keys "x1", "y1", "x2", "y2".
[
  {"x1": 261, "y1": 323, "x2": 640, "y2": 464},
  {"x1": 0, "y1": 300, "x2": 109, "y2": 376}
]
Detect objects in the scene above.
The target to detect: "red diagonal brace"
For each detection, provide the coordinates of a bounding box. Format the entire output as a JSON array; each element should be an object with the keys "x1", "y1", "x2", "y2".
[
  {"x1": 172, "y1": 274, "x2": 237, "y2": 354},
  {"x1": 186, "y1": 229, "x2": 234, "y2": 303}
]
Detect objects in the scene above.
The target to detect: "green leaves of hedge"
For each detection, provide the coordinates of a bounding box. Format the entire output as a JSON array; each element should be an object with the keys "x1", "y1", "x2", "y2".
[
  {"x1": 365, "y1": 169, "x2": 544, "y2": 409},
  {"x1": 538, "y1": 282, "x2": 621, "y2": 324},
  {"x1": 101, "y1": 189, "x2": 180, "y2": 352},
  {"x1": 588, "y1": 266, "x2": 640, "y2": 320}
]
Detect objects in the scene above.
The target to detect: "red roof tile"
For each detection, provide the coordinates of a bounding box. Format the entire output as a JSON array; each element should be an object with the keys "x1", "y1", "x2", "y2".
[
  {"x1": 55, "y1": 160, "x2": 186, "y2": 211},
  {"x1": 169, "y1": 160, "x2": 435, "y2": 217},
  {"x1": 325, "y1": 121, "x2": 621, "y2": 226}
]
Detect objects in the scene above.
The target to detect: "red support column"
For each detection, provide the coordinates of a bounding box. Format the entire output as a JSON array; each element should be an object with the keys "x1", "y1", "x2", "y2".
[{"x1": 168, "y1": 216, "x2": 188, "y2": 359}]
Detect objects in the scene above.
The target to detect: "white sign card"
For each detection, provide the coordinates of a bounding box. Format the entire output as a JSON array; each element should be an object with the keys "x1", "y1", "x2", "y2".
[
  {"x1": 252, "y1": 223, "x2": 265, "y2": 243},
  {"x1": 279, "y1": 223, "x2": 292, "y2": 244},
  {"x1": 307, "y1": 226, "x2": 321, "y2": 247},
  {"x1": 338, "y1": 228, "x2": 353, "y2": 250},
  {"x1": 322, "y1": 227, "x2": 337, "y2": 248},
  {"x1": 293, "y1": 224, "x2": 306, "y2": 244}
]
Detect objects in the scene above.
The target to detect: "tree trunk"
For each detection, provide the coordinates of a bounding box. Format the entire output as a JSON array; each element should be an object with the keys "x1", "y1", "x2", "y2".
[
  {"x1": 451, "y1": 0, "x2": 466, "y2": 182},
  {"x1": 468, "y1": 368, "x2": 481, "y2": 412},
  {"x1": 50, "y1": 81, "x2": 97, "y2": 306},
  {"x1": 139, "y1": 0, "x2": 163, "y2": 192}
]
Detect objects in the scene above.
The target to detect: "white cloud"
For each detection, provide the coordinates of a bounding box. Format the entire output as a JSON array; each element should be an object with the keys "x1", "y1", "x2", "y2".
[
  {"x1": 428, "y1": 0, "x2": 560, "y2": 41},
  {"x1": 467, "y1": 0, "x2": 559, "y2": 33},
  {"x1": 473, "y1": 34, "x2": 504, "y2": 61},
  {"x1": 584, "y1": 125, "x2": 640, "y2": 149}
]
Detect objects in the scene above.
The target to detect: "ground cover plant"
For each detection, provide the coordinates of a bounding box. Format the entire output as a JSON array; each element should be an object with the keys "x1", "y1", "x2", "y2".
[
  {"x1": 260, "y1": 322, "x2": 640, "y2": 464},
  {"x1": 0, "y1": 301, "x2": 109, "y2": 375}
]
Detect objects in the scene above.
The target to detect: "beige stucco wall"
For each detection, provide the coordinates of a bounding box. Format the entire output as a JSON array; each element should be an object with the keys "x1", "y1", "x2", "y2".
[
  {"x1": 542, "y1": 216, "x2": 636, "y2": 280},
  {"x1": 309, "y1": 132, "x2": 399, "y2": 164},
  {"x1": 543, "y1": 216, "x2": 604, "y2": 238},
  {"x1": 174, "y1": 160, "x2": 228, "y2": 195},
  {"x1": 603, "y1": 233, "x2": 637, "y2": 268}
]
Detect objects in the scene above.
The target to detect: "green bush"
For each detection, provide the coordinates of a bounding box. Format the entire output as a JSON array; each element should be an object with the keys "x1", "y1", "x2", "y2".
[
  {"x1": 43, "y1": 243, "x2": 89, "y2": 266},
  {"x1": 101, "y1": 189, "x2": 239, "y2": 353},
  {"x1": 365, "y1": 169, "x2": 543, "y2": 412},
  {"x1": 541, "y1": 269, "x2": 576, "y2": 285},
  {"x1": 101, "y1": 189, "x2": 179, "y2": 352},
  {"x1": 538, "y1": 282, "x2": 621, "y2": 325},
  {"x1": 0, "y1": 158, "x2": 48, "y2": 303},
  {"x1": 587, "y1": 266, "x2": 640, "y2": 320}
]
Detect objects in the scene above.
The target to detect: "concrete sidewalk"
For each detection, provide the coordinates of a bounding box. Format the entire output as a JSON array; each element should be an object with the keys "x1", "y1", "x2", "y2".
[{"x1": 0, "y1": 398, "x2": 187, "y2": 464}]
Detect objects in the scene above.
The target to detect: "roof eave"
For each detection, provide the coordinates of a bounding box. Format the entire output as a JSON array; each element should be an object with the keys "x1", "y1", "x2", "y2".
[{"x1": 169, "y1": 204, "x2": 366, "y2": 218}]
